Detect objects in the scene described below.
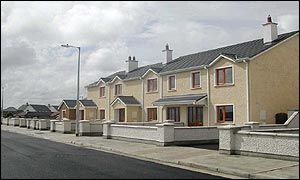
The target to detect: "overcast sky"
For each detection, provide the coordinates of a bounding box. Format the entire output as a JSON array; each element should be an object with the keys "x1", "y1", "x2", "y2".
[{"x1": 1, "y1": 1, "x2": 299, "y2": 109}]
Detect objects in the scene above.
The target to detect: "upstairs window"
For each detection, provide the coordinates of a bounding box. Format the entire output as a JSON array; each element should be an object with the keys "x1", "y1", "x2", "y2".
[
  {"x1": 115, "y1": 84, "x2": 122, "y2": 96},
  {"x1": 100, "y1": 87, "x2": 105, "y2": 97},
  {"x1": 147, "y1": 78, "x2": 158, "y2": 92},
  {"x1": 216, "y1": 67, "x2": 233, "y2": 85},
  {"x1": 191, "y1": 72, "x2": 201, "y2": 89},
  {"x1": 168, "y1": 75, "x2": 176, "y2": 91}
]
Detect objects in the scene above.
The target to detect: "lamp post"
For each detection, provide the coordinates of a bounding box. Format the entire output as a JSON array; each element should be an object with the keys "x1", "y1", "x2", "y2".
[
  {"x1": 61, "y1": 44, "x2": 81, "y2": 136},
  {"x1": 1, "y1": 86, "x2": 4, "y2": 123}
]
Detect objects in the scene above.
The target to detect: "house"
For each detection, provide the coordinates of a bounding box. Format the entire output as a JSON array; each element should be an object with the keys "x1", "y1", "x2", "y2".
[
  {"x1": 47, "y1": 104, "x2": 60, "y2": 119},
  {"x1": 2, "y1": 107, "x2": 18, "y2": 117},
  {"x1": 58, "y1": 99, "x2": 97, "y2": 120},
  {"x1": 85, "y1": 16, "x2": 299, "y2": 126},
  {"x1": 15, "y1": 103, "x2": 52, "y2": 119}
]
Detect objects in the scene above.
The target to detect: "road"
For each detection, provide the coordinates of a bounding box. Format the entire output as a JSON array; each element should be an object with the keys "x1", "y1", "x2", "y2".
[{"x1": 1, "y1": 131, "x2": 225, "y2": 179}]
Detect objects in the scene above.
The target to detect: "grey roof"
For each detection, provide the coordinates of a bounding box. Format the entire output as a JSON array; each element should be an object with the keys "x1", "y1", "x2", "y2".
[
  {"x1": 3, "y1": 107, "x2": 17, "y2": 112},
  {"x1": 80, "y1": 100, "x2": 97, "y2": 107},
  {"x1": 124, "y1": 63, "x2": 163, "y2": 80},
  {"x1": 153, "y1": 94, "x2": 207, "y2": 106},
  {"x1": 86, "y1": 63, "x2": 163, "y2": 88},
  {"x1": 61, "y1": 99, "x2": 96, "y2": 109},
  {"x1": 63, "y1": 100, "x2": 77, "y2": 108},
  {"x1": 160, "y1": 31, "x2": 299, "y2": 73},
  {"x1": 111, "y1": 96, "x2": 141, "y2": 105},
  {"x1": 18, "y1": 104, "x2": 27, "y2": 111},
  {"x1": 31, "y1": 104, "x2": 51, "y2": 112},
  {"x1": 52, "y1": 106, "x2": 59, "y2": 111}
]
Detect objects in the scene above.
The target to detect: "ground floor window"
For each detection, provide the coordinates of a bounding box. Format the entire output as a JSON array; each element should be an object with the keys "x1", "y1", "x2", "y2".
[
  {"x1": 216, "y1": 105, "x2": 233, "y2": 123},
  {"x1": 187, "y1": 106, "x2": 203, "y2": 126},
  {"x1": 100, "y1": 109, "x2": 105, "y2": 120},
  {"x1": 147, "y1": 108, "x2": 157, "y2": 121},
  {"x1": 167, "y1": 107, "x2": 180, "y2": 122}
]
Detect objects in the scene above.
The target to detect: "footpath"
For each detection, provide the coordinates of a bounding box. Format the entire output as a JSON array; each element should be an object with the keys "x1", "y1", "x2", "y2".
[{"x1": 1, "y1": 125, "x2": 299, "y2": 179}]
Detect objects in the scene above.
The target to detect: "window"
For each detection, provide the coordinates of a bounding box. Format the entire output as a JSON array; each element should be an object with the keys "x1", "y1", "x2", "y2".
[
  {"x1": 191, "y1": 72, "x2": 201, "y2": 88},
  {"x1": 62, "y1": 110, "x2": 66, "y2": 118},
  {"x1": 147, "y1": 78, "x2": 158, "y2": 92},
  {"x1": 100, "y1": 87, "x2": 105, "y2": 97},
  {"x1": 115, "y1": 84, "x2": 122, "y2": 95},
  {"x1": 216, "y1": 67, "x2": 233, "y2": 85},
  {"x1": 216, "y1": 105, "x2": 233, "y2": 123},
  {"x1": 147, "y1": 108, "x2": 157, "y2": 121},
  {"x1": 167, "y1": 107, "x2": 180, "y2": 122},
  {"x1": 168, "y1": 75, "x2": 176, "y2": 90},
  {"x1": 187, "y1": 107, "x2": 203, "y2": 126},
  {"x1": 100, "y1": 110, "x2": 105, "y2": 120}
]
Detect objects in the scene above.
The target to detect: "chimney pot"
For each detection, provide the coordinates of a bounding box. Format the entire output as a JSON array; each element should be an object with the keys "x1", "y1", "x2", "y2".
[
  {"x1": 267, "y1": 15, "x2": 272, "y2": 23},
  {"x1": 128, "y1": 56, "x2": 131, "y2": 61},
  {"x1": 133, "y1": 56, "x2": 135, "y2": 61}
]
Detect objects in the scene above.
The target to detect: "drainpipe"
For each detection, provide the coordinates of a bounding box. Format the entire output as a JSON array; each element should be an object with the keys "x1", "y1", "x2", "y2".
[
  {"x1": 141, "y1": 77, "x2": 144, "y2": 122},
  {"x1": 243, "y1": 60, "x2": 250, "y2": 122},
  {"x1": 107, "y1": 83, "x2": 110, "y2": 120},
  {"x1": 204, "y1": 65, "x2": 210, "y2": 126},
  {"x1": 160, "y1": 75, "x2": 163, "y2": 122}
]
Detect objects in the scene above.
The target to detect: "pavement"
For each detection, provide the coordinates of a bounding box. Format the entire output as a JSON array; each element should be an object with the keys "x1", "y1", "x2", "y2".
[{"x1": 1, "y1": 124, "x2": 299, "y2": 179}]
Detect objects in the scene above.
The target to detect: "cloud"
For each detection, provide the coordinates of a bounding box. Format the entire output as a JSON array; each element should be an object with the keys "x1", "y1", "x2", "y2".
[{"x1": 1, "y1": 1, "x2": 299, "y2": 108}]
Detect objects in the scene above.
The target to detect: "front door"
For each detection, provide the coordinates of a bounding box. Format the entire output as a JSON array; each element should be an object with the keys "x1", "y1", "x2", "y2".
[{"x1": 119, "y1": 108, "x2": 125, "y2": 122}]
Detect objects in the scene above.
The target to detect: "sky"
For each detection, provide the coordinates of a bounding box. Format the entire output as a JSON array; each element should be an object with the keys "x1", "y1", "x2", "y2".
[{"x1": 1, "y1": 1, "x2": 299, "y2": 109}]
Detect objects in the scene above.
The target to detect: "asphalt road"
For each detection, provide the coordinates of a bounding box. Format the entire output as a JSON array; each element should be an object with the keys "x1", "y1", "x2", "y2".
[{"x1": 1, "y1": 131, "x2": 225, "y2": 179}]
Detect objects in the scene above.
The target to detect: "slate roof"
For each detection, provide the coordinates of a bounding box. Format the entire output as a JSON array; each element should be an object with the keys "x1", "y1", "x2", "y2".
[
  {"x1": 160, "y1": 30, "x2": 299, "y2": 73},
  {"x1": 111, "y1": 96, "x2": 141, "y2": 105},
  {"x1": 18, "y1": 104, "x2": 27, "y2": 111},
  {"x1": 60, "y1": 99, "x2": 96, "y2": 109},
  {"x1": 86, "y1": 63, "x2": 163, "y2": 88},
  {"x1": 3, "y1": 107, "x2": 17, "y2": 112},
  {"x1": 62, "y1": 100, "x2": 77, "y2": 108},
  {"x1": 153, "y1": 94, "x2": 207, "y2": 106},
  {"x1": 31, "y1": 104, "x2": 51, "y2": 112},
  {"x1": 79, "y1": 100, "x2": 97, "y2": 107}
]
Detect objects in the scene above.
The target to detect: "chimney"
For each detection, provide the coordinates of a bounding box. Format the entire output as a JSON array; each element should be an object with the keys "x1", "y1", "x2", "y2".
[
  {"x1": 262, "y1": 15, "x2": 278, "y2": 44},
  {"x1": 162, "y1": 43, "x2": 173, "y2": 63},
  {"x1": 126, "y1": 56, "x2": 138, "y2": 72}
]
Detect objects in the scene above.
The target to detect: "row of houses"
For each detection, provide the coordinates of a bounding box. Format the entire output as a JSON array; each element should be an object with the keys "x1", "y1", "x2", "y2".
[
  {"x1": 58, "y1": 16, "x2": 299, "y2": 127},
  {"x1": 2, "y1": 103, "x2": 59, "y2": 119}
]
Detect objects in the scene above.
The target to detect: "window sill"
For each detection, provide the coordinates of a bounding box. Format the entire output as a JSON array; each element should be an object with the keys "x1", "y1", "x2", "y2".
[
  {"x1": 99, "y1": 96, "x2": 106, "y2": 99},
  {"x1": 146, "y1": 91, "x2": 158, "y2": 94},
  {"x1": 215, "y1": 122, "x2": 235, "y2": 125},
  {"x1": 191, "y1": 87, "x2": 201, "y2": 90},
  {"x1": 214, "y1": 84, "x2": 234, "y2": 88},
  {"x1": 167, "y1": 89, "x2": 176, "y2": 92}
]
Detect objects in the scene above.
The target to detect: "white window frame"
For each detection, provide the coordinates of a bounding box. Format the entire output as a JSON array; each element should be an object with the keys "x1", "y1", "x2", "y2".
[
  {"x1": 214, "y1": 103, "x2": 235, "y2": 124},
  {"x1": 214, "y1": 65, "x2": 235, "y2": 87},
  {"x1": 146, "y1": 78, "x2": 158, "y2": 93},
  {"x1": 190, "y1": 70, "x2": 201, "y2": 89},
  {"x1": 167, "y1": 74, "x2": 176, "y2": 91}
]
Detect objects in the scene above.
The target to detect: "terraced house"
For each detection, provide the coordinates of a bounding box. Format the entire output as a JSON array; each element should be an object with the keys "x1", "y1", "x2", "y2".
[{"x1": 86, "y1": 16, "x2": 299, "y2": 126}]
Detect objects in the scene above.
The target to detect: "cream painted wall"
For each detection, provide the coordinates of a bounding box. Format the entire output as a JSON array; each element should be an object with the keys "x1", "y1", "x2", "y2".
[
  {"x1": 143, "y1": 71, "x2": 161, "y2": 122},
  {"x1": 162, "y1": 69, "x2": 207, "y2": 96},
  {"x1": 209, "y1": 58, "x2": 247, "y2": 126},
  {"x1": 249, "y1": 34, "x2": 299, "y2": 124}
]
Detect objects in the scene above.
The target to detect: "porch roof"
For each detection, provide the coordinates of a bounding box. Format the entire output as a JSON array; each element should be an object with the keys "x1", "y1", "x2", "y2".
[
  {"x1": 153, "y1": 94, "x2": 207, "y2": 106},
  {"x1": 110, "y1": 96, "x2": 141, "y2": 107}
]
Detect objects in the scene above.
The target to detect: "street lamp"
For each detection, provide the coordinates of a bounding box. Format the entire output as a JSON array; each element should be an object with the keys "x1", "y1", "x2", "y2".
[
  {"x1": 61, "y1": 44, "x2": 81, "y2": 136},
  {"x1": 1, "y1": 86, "x2": 4, "y2": 123}
]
